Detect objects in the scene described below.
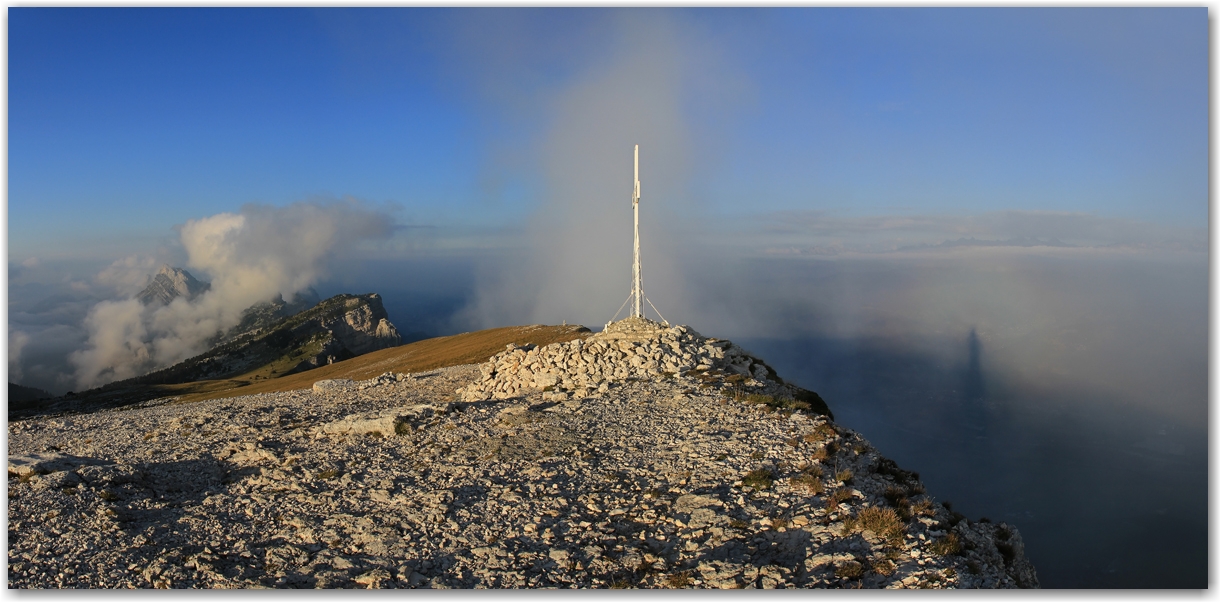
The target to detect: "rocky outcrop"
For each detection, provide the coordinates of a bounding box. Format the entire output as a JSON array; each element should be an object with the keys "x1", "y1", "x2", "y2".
[
  {"x1": 458, "y1": 317, "x2": 829, "y2": 417},
  {"x1": 136, "y1": 265, "x2": 210, "y2": 306},
  {"x1": 220, "y1": 289, "x2": 321, "y2": 344},
  {"x1": 321, "y1": 294, "x2": 402, "y2": 356}
]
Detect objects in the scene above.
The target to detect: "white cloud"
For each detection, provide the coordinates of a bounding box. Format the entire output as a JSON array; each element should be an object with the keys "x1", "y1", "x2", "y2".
[{"x1": 69, "y1": 199, "x2": 394, "y2": 389}]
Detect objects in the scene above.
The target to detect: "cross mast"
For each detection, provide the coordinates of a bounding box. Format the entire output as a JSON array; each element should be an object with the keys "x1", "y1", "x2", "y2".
[{"x1": 632, "y1": 144, "x2": 642, "y2": 318}]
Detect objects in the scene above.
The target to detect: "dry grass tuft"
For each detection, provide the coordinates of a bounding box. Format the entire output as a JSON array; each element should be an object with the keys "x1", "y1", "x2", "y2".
[
  {"x1": 929, "y1": 533, "x2": 962, "y2": 556},
  {"x1": 742, "y1": 468, "x2": 775, "y2": 490},
  {"x1": 835, "y1": 468, "x2": 854, "y2": 484},
  {"x1": 847, "y1": 506, "x2": 906, "y2": 544},
  {"x1": 825, "y1": 488, "x2": 853, "y2": 511},
  {"x1": 790, "y1": 474, "x2": 824, "y2": 495}
]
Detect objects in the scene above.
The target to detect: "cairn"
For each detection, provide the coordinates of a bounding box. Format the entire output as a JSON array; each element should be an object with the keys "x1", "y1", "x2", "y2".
[{"x1": 458, "y1": 317, "x2": 789, "y2": 403}]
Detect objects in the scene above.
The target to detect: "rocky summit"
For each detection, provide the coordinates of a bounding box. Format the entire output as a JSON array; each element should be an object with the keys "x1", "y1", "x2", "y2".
[
  {"x1": 136, "y1": 265, "x2": 211, "y2": 307},
  {"x1": 7, "y1": 318, "x2": 1037, "y2": 589}
]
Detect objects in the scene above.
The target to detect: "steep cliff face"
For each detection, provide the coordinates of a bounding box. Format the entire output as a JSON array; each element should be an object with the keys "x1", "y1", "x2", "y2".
[
  {"x1": 135, "y1": 265, "x2": 210, "y2": 306},
  {"x1": 321, "y1": 295, "x2": 402, "y2": 356}
]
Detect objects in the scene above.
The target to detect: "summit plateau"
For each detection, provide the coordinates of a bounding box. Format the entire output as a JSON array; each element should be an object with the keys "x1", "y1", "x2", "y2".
[{"x1": 7, "y1": 318, "x2": 1037, "y2": 589}]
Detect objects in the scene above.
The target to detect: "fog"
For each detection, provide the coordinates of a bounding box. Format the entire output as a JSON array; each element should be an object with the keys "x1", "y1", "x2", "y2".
[
  {"x1": 459, "y1": 11, "x2": 744, "y2": 330},
  {"x1": 11, "y1": 199, "x2": 394, "y2": 392}
]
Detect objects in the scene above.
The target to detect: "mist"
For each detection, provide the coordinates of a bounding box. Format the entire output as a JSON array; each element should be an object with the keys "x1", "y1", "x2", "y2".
[
  {"x1": 48, "y1": 199, "x2": 394, "y2": 391},
  {"x1": 458, "y1": 12, "x2": 746, "y2": 330}
]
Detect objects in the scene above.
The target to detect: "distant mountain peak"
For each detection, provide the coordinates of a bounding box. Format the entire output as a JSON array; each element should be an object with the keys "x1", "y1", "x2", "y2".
[{"x1": 136, "y1": 265, "x2": 210, "y2": 306}]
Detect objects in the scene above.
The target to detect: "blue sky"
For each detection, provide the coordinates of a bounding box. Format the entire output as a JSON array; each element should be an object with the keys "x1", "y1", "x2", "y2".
[{"x1": 9, "y1": 8, "x2": 1207, "y2": 261}]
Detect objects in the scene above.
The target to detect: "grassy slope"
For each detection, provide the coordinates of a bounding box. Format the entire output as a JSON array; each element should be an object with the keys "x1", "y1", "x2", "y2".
[{"x1": 162, "y1": 324, "x2": 592, "y2": 404}]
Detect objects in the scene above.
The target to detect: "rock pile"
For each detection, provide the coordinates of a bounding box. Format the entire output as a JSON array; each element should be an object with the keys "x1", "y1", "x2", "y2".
[
  {"x1": 459, "y1": 317, "x2": 789, "y2": 403},
  {"x1": 7, "y1": 320, "x2": 1038, "y2": 589}
]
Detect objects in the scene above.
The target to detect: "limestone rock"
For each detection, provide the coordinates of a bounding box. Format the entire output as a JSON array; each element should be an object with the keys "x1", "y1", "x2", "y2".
[
  {"x1": 313, "y1": 379, "x2": 355, "y2": 394},
  {"x1": 8, "y1": 452, "x2": 109, "y2": 477},
  {"x1": 6, "y1": 329, "x2": 1035, "y2": 590}
]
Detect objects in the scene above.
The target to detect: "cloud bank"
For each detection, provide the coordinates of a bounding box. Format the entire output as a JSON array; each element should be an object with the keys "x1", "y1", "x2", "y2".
[{"x1": 67, "y1": 199, "x2": 393, "y2": 389}]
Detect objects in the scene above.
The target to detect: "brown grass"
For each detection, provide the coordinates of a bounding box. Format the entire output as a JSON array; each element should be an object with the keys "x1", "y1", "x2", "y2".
[
  {"x1": 845, "y1": 506, "x2": 906, "y2": 545},
  {"x1": 790, "y1": 474, "x2": 824, "y2": 495},
  {"x1": 154, "y1": 324, "x2": 591, "y2": 404},
  {"x1": 929, "y1": 533, "x2": 962, "y2": 556},
  {"x1": 825, "y1": 488, "x2": 853, "y2": 510}
]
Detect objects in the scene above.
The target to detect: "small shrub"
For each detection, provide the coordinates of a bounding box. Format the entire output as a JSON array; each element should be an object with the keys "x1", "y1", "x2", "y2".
[
  {"x1": 854, "y1": 506, "x2": 905, "y2": 544},
  {"x1": 317, "y1": 469, "x2": 340, "y2": 480},
  {"x1": 770, "y1": 517, "x2": 790, "y2": 530},
  {"x1": 872, "y1": 558, "x2": 896, "y2": 576},
  {"x1": 742, "y1": 469, "x2": 774, "y2": 490},
  {"x1": 929, "y1": 533, "x2": 961, "y2": 556},
  {"x1": 143, "y1": 432, "x2": 156, "y2": 441},
  {"x1": 394, "y1": 421, "x2": 413, "y2": 436},
  {"x1": 804, "y1": 465, "x2": 824, "y2": 479},
  {"x1": 784, "y1": 437, "x2": 801, "y2": 448},
  {"x1": 966, "y1": 560, "x2": 981, "y2": 575},
  {"x1": 728, "y1": 518, "x2": 750, "y2": 529},
  {"x1": 99, "y1": 489, "x2": 120, "y2": 501},
  {"x1": 750, "y1": 451, "x2": 765, "y2": 460},
  {"x1": 911, "y1": 498, "x2": 935, "y2": 517},
  {"x1": 368, "y1": 431, "x2": 384, "y2": 439},
  {"x1": 875, "y1": 457, "x2": 919, "y2": 487},
  {"x1": 826, "y1": 488, "x2": 853, "y2": 510},
  {"x1": 794, "y1": 389, "x2": 833, "y2": 418},
  {"x1": 609, "y1": 579, "x2": 632, "y2": 589},
  {"x1": 835, "y1": 469, "x2": 853, "y2": 484},
  {"x1": 996, "y1": 541, "x2": 1015, "y2": 563},
  {"x1": 810, "y1": 447, "x2": 829, "y2": 462},
  {"x1": 882, "y1": 486, "x2": 908, "y2": 508},
  {"x1": 665, "y1": 572, "x2": 692, "y2": 588},
  {"x1": 790, "y1": 474, "x2": 824, "y2": 495},
  {"x1": 835, "y1": 561, "x2": 863, "y2": 580}
]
